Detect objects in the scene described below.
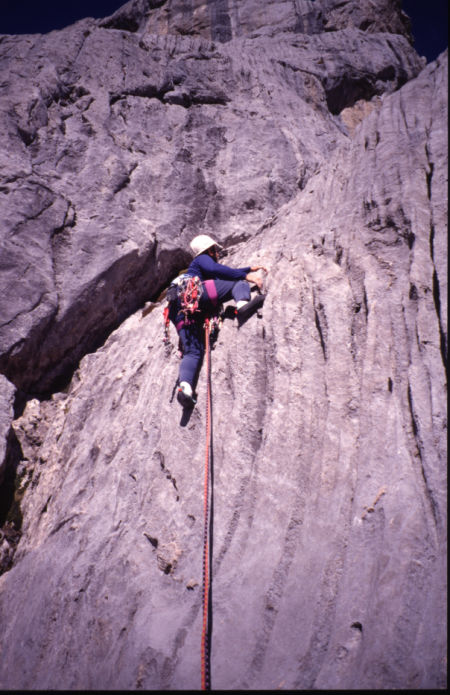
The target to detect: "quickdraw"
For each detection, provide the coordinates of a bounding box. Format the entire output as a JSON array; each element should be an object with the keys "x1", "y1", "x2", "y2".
[
  {"x1": 206, "y1": 314, "x2": 221, "y2": 348},
  {"x1": 163, "y1": 306, "x2": 170, "y2": 345}
]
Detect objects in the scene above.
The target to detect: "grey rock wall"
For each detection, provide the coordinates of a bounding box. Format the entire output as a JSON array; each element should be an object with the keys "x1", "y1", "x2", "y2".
[
  {"x1": 0, "y1": 376, "x2": 15, "y2": 485},
  {"x1": 104, "y1": 0, "x2": 413, "y2": 42},
  {"x1": 0, "y1": 0, "x2": 423, "y2": 397},
  {"x1": 0, "y1": 0, "x2": 447, "y2": 691}
]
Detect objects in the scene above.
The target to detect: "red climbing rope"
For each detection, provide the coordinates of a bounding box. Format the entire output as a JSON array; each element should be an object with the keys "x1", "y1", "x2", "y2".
[{"x1": 201, "y1": 319, "x2": 212, "y2": 691}]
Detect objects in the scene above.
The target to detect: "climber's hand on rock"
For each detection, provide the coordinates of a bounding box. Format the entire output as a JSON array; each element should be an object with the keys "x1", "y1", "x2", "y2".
[
  {"x1": 246, "y1": 265, "x2": 268, "y2": 289},
  {"x1": 246, "y1": 271, "x2": 264, "y2": 289}
]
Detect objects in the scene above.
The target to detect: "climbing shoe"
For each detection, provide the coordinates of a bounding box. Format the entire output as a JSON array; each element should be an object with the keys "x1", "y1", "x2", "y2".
[
  {"x1": 236, "y1": 294, "x2": 265, "y2": 325},
  {"x1": 177, "y1": 381, "x2": 197, "y2": 408}
]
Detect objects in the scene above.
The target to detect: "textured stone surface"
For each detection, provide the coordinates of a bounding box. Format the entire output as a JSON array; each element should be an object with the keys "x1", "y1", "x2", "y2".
[
  {"x1": 0, "y1": 1, "x2": 423, "y2": 397},
  {"x1": 0, "y1": 1, "x2": 447, "y2": 691},
  {"x1": 0, "y1": 376, "x2": 15, "y2": 484},
  {"x1": 104, "y1": 0, "x2": 413, "y2": 42}
]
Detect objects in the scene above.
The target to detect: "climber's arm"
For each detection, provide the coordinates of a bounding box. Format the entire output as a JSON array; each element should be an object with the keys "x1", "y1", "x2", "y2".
[{"x1": 196, "y1": 253, "x2": 251, "y2": 280}]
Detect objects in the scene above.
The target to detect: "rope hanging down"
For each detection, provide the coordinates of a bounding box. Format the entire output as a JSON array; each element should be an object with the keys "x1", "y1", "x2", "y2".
[{"x1": 201, "y1": 318, "x2": 213, "y2": 691}]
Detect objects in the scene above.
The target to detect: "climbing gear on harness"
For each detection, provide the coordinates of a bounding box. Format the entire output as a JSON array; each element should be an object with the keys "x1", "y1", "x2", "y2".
[
  {"x1": 179, "y1": 276, "x2": 203, "y2": 317},
  {"x1": 201, "y1": 318, "x2": 213, "y2": 691},
  {"x1": 163, "y1": 274, "x2": 223, "y2": 352},
  {"x1": 190, "y1": 234, "x2": 222, "y2": 257},
  {"x1": 166, "y1": 275, "x2": 204, "y2": 323},
  {"x1": 236, "y1": 293, "x2": 265, "y2": 325},
  {"x1": 208, "y1": 315, "x2": 221, "y2": 348},
  {"x1": 163, "y1": 306, "x2": 170, "y2": 344},
  {"x1": 163, "y1": 275, "x2": 204, "y2": 345}
]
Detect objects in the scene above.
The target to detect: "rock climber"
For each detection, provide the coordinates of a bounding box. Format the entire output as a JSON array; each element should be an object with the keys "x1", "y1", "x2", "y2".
[{"x1": 169, "y1": 234, "x2": 267, "y2": 408}]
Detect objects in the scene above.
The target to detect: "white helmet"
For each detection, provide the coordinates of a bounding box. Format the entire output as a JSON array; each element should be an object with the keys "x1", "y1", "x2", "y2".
[{"x1": 190, "y1": 234, "x2": 222, "y2": 257}]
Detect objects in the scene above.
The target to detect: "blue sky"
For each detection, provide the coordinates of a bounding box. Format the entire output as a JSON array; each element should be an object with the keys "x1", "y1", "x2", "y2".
[{"x1": 1, "y1": 0, "x2": 448, "y2": 64}]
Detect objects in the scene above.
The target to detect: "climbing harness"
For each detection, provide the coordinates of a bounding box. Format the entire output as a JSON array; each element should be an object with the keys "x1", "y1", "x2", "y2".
[{"x1": 201, "y1": 318, "x2": 213, "y2": 691}]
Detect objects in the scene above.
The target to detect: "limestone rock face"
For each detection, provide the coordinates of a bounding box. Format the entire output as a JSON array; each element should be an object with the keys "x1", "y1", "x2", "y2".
[
  {"x1": 0, "y1": 376, "x2": 15, "y2": 485},
  {"x1": 0, "y1": 1, "x2": 447, "y2": 691},
  {"x1": 0, "y1": 0, "x2": 423, "y2": 396},
  {"x1": 103, "y1": 0, "x2": 413, "y2": 42}
]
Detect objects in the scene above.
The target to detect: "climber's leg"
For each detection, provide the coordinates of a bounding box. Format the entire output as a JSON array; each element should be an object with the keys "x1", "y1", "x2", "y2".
[
  {"x1": 177, "y1": 323, "x2": 204, "y2": 405},
  {"x1": 212, "y1": 278, "x2": 251, "y2": 305}
]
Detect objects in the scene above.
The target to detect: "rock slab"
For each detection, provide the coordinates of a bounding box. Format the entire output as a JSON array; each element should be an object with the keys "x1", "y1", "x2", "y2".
[{"x1": 0, "y1": 1, "x2": 447, "y2": 691}]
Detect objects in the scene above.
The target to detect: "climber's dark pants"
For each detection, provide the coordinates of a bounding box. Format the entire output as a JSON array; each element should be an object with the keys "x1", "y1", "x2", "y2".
[
  {"x1": 178, "y1": 322, "x2": 205, "y2": 387},
  {"x1": 175, "y1": 278, "x2": 251, "y2": 387},
  {"x1": 212, "y1": 278, "x2": 250, "y2": 304}
]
